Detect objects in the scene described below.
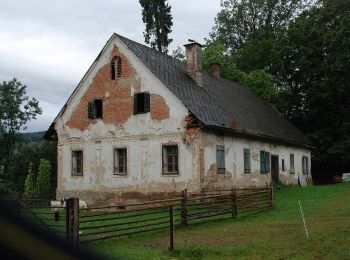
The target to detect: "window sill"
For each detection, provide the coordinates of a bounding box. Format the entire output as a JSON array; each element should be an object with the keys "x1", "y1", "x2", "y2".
[
  {"x1": 113, "y1": 174, "x2": 127, "y2": 177},
  {"x1": 71, "y1": 175, "x2": 83, "y2": 177},
  {"x1": 161, "y1": 173, "x2": 179, "y2": 177}
]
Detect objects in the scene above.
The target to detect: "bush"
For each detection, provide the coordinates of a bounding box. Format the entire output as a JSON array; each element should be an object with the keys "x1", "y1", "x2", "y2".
[
  {"x1": 23, "y1": 162, "x2": 35, "y2": 198},
  {"x1": 35, "y1": 159, "x2": 51, "y2": 198}
]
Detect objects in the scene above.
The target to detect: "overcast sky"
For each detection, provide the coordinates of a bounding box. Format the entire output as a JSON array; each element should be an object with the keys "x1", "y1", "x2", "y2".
[{"x1": 0, "y1": 0, "x2": 221, "y2": 132}]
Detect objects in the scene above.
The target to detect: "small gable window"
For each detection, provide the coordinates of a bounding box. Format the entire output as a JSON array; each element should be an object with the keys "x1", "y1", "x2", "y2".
[
  {"x1": 88, "y1": 99, "x2": 103, "y2": 119},
  {"x1": 111, "y1": 56, "x2": 122, "y2": 80},
  {"x1": 134, "y1": 92, "x2": 150, "y2": 114}
]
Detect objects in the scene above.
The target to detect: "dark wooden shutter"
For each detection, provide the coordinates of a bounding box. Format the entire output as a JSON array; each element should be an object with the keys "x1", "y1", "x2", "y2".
[
  {"x1": 260, "y1": 151, "x2": 265, "y2": 173},
  {"x1": 144, "y1": 92, "x2": 150, "y2": 113},
  {"x1": 88, "y1": 101, "x2": 94, "y2": 119},
  {"x1": 133, "y1": 94, "x2": 138, "y2": 114}
]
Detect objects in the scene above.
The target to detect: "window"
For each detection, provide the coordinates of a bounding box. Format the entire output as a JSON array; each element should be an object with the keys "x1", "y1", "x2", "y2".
[
  {"x1": 282, "y1": 159, "x2": 285, "y2": 172},
  {"x1": 88, "y1": 99, "x2": 103, "y2": 119},
  {"x1": 114, "y1": 148, "x2": 127, "y2": 175},
  {"x1": 216, "y1": 145, "x2": 225, "y2": 174},
  {"x1": 290, "y1": 154, "x2": 295, "y2": 174},
  {"x1": 111, "y1": 56, "x2": 122, "y2": 80},
  {"x1": 260, "y1": 151, "x2": 270, "y2": 174},
  {"x1": 162, "y1": 145, "x2": 178, "y2": 175},
  {"x1": 244, "y1": 148, "x2": 251, "y2": 174},
  {"x1": 134, "y1": 92, "x2": 150, "y2": 114},
  {"x1": 302, "y1": 156, "x2": 309, "y2": 175},
  {"x1": 72, "y1": 151, "x2": 83, "y2": 176}
]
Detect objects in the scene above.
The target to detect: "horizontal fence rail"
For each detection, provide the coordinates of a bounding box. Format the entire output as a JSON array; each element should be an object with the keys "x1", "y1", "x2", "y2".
[{"x1": 1, "y1": 185, "x2": 274, "y2": 249}]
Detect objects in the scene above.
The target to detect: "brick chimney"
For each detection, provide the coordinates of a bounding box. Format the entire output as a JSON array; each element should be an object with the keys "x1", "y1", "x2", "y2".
[
  {"x1": 210, "y1": 63, "x2": 221, "y2": 79},
  {"x1": 184, "y1": 41, "x2": 203, "y2": 87}
]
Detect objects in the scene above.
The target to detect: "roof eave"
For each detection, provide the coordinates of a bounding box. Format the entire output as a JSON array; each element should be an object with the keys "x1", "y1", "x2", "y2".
[{"x1": 204, "y1": 125, "x2": 313, "y2": 149}]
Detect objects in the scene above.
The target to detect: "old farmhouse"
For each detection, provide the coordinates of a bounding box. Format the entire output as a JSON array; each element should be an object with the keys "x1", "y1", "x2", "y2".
[{"x1": 45, "y1": 33, "x2": 312, "y2": 204}]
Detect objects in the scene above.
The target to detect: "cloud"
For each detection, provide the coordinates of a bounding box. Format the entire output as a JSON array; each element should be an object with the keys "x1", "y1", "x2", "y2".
[{"x1": 0, "y1": 0, "x2": 221, "y2": 132}]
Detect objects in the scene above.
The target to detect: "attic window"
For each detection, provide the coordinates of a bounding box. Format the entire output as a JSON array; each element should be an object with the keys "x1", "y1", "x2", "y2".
[
  {"x1": 111, "y1": 56, "x2": 122, "y2": 80},
  {"x1": 88, "y1": 99, "x2": 103, "y2": 119},
  {"x1": 134, "y1": 92, "x2": 150, "y2": 114}
]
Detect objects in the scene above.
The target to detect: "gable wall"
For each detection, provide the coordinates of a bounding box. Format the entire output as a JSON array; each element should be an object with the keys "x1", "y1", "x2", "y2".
[{"x1": 55, "y1": 37, "x2": 202, "y2": 204}]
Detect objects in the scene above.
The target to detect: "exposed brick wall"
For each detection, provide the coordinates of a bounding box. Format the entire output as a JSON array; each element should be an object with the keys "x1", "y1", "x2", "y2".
[
  {"x1": 151, "y1": 94, "x2": 169, "y2": 121},
  {"x1": 66, "y1": 45, "x2": 170, "y2": 130}
]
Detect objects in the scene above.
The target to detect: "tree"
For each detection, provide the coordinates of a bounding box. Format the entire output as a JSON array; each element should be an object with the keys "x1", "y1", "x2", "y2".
[
  {"x1": 210, "y1": 0, "x2": 310, "y2": 53},
  {"x1": 0, "y1": 78, "x2": 42, "y2": 174},
  {"x1": 202, "y1": 41, "x2": 280, "y2": 106},
  {"x1": 171, "y1": 46, "x2": 185, "y2": 61},
  {"x1": 139, "y1": 0, "x2": 173, "y2": 53},
  {"x1": 277, "y1": 0, "x2": 350, "y2": 174},
  {"x1": 23, "y1": 162, "x2": 35, "y2": 198},
  {"x1": 35, "y1": 159, "x2": 51, "y2": 198}
]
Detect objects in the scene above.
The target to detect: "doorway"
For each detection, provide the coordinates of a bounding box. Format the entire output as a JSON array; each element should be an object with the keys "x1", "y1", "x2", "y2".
[{"x1": 271, "y1": 155, "x2": 279, "y2": 183}]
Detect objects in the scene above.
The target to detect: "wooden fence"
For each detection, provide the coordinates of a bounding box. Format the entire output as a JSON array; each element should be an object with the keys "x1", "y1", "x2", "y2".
[{"x1": 1, "y1": 186, "x2": 273, "y2": 250}]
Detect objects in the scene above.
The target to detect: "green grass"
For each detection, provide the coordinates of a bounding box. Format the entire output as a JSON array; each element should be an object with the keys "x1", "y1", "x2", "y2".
[{"x1": 81, "y1": 183, "x2": 350, "y2": 259}]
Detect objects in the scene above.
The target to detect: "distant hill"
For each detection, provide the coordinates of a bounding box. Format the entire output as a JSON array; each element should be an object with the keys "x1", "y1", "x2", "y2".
[{"x1": 21, "y1": 131, "x2": 45, "y2": 143}]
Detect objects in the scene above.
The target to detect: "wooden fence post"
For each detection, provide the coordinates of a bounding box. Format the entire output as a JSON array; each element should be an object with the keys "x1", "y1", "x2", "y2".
[
  {"x1": 270, "y1": 183, "x2": 274, "y2": 208},
  {"x1": 66, "y1": 198, "x2": 79, "y2": 247},
  {"x1": 181, "y1": 189, "x2": 187, "y2": 225},
  {"x1": 169, "y1": 206, "x2": 174, "y2": 251},
  {"x1": 231, "y1": 187, "x2": 237, "y2": 218}
]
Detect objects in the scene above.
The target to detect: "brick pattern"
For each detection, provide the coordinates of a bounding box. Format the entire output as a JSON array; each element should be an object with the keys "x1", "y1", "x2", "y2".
[{"x1": 67, "y1": 45, "x2": 169, "y2": 130}]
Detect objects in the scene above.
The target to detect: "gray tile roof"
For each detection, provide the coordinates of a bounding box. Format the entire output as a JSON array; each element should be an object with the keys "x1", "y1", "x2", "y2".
[{"x1": 117, "y1": 33, "x2": 311, "y2": 147}]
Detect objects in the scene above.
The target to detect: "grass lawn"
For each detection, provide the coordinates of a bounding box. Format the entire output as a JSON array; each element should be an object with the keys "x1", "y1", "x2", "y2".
[{"x1": 82, "y1": 183, "x2": 350, "y2": 259}]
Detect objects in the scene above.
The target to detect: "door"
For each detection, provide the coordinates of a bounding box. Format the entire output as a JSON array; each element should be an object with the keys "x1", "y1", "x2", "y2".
[{"x1": 271, "y1": 155, "x2": 279, "y2": 183}]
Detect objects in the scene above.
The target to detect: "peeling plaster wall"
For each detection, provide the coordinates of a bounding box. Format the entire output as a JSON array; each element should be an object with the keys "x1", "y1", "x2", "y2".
[
  {"x1": 201, "y1": 131, "x2": 312, "y2": 189},
  {"x1": 55, "y1": 36, "x2": 201, "y2": 204}
]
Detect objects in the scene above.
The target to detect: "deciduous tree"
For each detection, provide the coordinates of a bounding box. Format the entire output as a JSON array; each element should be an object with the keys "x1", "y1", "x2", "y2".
[{"x1": 0, "y1": 78, "x2": 42, "y2": 174}]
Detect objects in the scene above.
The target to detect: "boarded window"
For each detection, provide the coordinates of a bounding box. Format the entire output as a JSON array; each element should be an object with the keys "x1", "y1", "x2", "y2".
[
  {"x1": 114, "y1": 148, "x2": 127, "y2": 175},
  {"x1": 244, "y1": 148, "x2": 251, "y2": 174},
  {"x1": 217, "y1": 145, "x2": 225, "y2": 174},
  {"x1": 282, "y1": 159, "x2": 285, "y2": 171},
  {"x1": 302, "y1": 156, "x2": 309, "y2": 175},
  {"x1": 290, "y1": 154, "x2": 295, "y2": 174},
  {"x1": 162, "y1": 145, "x2": 178, "y2": 175},
  {"x1": 134, "y1": 92, "x2": 150, "y2": 114},
  {"x1": 87, "y1": 99, "x2": 103, "y2": 119},
  {"x1": 72, "y1": 151, "x2": 83, "y2": 176},
  {"x1": 260, "y1": 151, "x2": 270, "y2": 174},
  {"x1": 111, "y1": 56, "x2": 122, "y2": 80}
]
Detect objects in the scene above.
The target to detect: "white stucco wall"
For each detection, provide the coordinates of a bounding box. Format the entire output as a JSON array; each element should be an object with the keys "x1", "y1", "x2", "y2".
[{"x1": 201, "y1": 131, "x2": 311, "y2": 188}]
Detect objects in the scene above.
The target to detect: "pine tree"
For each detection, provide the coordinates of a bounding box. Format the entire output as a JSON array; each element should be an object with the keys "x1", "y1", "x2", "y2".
[
  {"x1": 139, "y1": 0, "x2": 173, "y2": 53},
  {"x1": 35, "y1": 159, "x2": 51, "y2": 198},
  {"x1": 23, "y1": 161, "x2": 35, "y2": 198}
]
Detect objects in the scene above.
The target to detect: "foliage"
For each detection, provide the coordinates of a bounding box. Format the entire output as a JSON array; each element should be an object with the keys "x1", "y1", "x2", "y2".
[
  {"x1": 139, "y1": 0, "x2": 173, "y2": 53},
  {"x1": 0, "y1": 78, "x2": 42, "y2": 174},
  {"x1": 210, "y1": 0, "x2": 311, "y2": 52},
  {"x1": 281, "y1": 0, "x2": 350, "y2": 167},
  {"x1": 21, "y1": 131, "x2": 45, "y2": 143},
  {"x1": 23, "y1": 161, "x2": 35, "y2": 198},
  {"x1": 207, "y1": 0, "x2": 350, "y2": 177},
  {"x1": 35, "y1": 159, "x2": 52, "y2": 198},
  {"x1": 202, "y1": 41, "x2": 279, "y2": 106},
  {"x1": 171, "y1": 46, "x2": 185, "y2": 61}
]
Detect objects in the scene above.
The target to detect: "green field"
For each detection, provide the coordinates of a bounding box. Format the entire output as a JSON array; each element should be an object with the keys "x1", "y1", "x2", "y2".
[{"x1": 82, "y1": 183, "x2": 350, "y2": 259}]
